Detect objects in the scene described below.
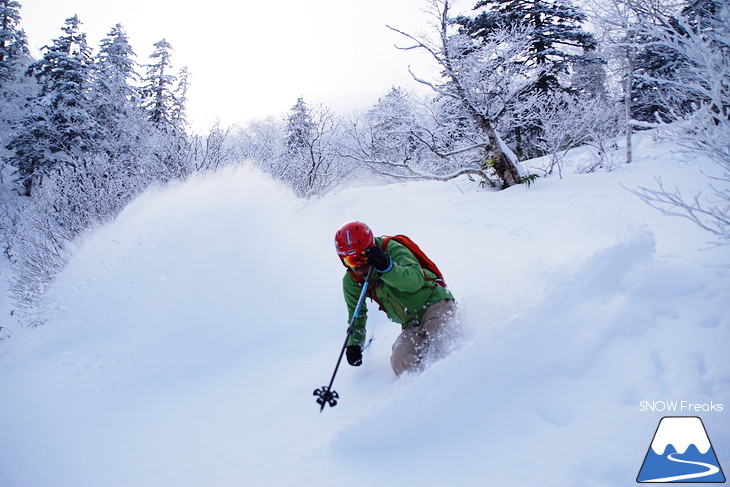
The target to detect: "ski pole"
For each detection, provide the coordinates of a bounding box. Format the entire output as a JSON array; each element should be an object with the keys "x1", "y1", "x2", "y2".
[{"x1": 314, "y1": 266, "x2": 374, "y2": 413}]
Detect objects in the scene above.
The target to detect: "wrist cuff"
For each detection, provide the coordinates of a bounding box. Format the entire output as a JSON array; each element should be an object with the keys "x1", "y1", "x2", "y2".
[{"x1": 378, "y1": 256, "x2": 393, "y2": 274}]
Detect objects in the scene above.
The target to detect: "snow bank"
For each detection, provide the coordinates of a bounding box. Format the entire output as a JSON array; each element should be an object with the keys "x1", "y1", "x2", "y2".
[{"x1": 1, "y1": 136, "x2": 728, "y2": 487}]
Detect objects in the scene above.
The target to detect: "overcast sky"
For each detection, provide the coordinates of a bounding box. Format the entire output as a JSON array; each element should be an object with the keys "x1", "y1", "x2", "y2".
[{"x1": 19, "y1": 0, "x2": 459, "y2": 129}]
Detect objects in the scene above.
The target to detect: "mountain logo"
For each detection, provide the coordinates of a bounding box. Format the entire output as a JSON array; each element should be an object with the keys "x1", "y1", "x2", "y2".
[{"x1": 637, "y1": 416, "x2": 726, "y2": 483}]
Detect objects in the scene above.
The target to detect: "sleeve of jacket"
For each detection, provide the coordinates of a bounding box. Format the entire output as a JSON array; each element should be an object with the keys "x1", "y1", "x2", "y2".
[
  {"x1": 377, "y1": 239, "x2": 426, "y2": 293},
  {"x1": 343, "y1": 272, "x2": 368, "y2": 348}
]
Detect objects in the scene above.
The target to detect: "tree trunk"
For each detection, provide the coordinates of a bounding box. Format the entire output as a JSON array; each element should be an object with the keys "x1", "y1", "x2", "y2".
[
  {"x1": 624, "y1": 39, "x2": 635, "y2": 164},
  {"x1": 437, "y1": 0, "x2": 523, "y2": 189},
  {"x1": 485, "y1": 124, "x2": 522, "y2": 188}
]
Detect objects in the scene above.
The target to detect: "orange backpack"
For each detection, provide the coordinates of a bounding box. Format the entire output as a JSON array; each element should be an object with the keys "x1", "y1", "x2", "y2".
[{"x1": 354, "y1": 234, "x2": 446, "y2": 288}]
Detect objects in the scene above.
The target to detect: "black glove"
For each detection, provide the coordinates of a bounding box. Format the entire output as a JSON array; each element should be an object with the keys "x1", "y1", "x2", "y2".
[
  {"x1": 365, "y1": 246, "x2": 391, "y2": 272},
  {"x1": 346, "y1": 345, "x2": 363, "y2": 366}
]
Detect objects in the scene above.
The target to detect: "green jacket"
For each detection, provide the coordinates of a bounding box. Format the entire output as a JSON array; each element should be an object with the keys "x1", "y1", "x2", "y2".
[{"x1": 343, "y1": 237, "x2": 454, "y2": 348}]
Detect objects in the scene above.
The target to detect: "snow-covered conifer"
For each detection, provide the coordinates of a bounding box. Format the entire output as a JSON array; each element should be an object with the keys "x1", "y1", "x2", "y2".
[
  {"x1": 281, "y1": 97, "x2": 348, "y2": 197},
  {"x1": 457, "y1": 0, "x2": 598, "y2": 157},
  {"x1": 141, "y1": 39, "x2": 191, "y2": 181},
  {"x1": 458, "y1": 0, "x2": 597, "y2": 95},
  {"x1": 94, "y1": 24, "x2": 141, "y2": 135},
  {"x1": 142, "y1": 39, "x2": 177, "y2": 132},
  {"x1": 0, "y1": 0, "x2": 29, "y2": 85},
  {"x1": 364, "y1": 87, "x2": 420, "y2": 163},
  {"x1": 171, "y1": 65, "x2": 189, "y2": 129},
  {"x1": 286, "y1": 96, "x2": 315, "y2": 157},
  {"x1": 7, "y1": 15, "x2": 96, "y2": 196},
  {"x1": 629, "y1": 3, "x2": 730, "y2": 245}
]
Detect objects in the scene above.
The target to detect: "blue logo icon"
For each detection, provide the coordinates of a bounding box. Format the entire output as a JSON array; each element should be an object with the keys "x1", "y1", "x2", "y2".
[{"x1": 637, "y1": 416, "x2": 725, "y2": 483}]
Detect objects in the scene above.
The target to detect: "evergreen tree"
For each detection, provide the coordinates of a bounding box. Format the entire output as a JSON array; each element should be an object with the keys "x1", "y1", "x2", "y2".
[
  {"x1": 364, "y1": 87, "x2": 419, "y2": 162},
  {"x1": 458, "y1": 0, "x2": 598, "y2": 156},
  {"x1": 282, "y1": 97, "x2": 344, "y2": 196},
  {"x1": 683, "y1": 0, "x2": 723, "y2": 29},
  {"x1": 571, "y1": 47, "x2": 608, "y2": 99},
  {"x1": 0, "y1": 0, "x2": 32, "y2": 163},
  {"x1": 94, "y1": 24, "x2": 140, "y2": 134},
  {"x1": 0, "y1": 0, "x2": 28, "y2": 84},
  {"x1": 631, "y1": 18, "x2": 691, "y2": 123},
  {"x1": 93, "y1": 23, "x2": 154, "y2": 193},
  {"x1": 28, "y1": 15, "x2": 96, "y2": 145},
  {"x1": 628, "y1": 1, "x2": 730, "y2": 245},
  {"x1": 286, "y1": 96, "x2": 314, "y2": 157},
  {"x1": 7, "y1": 15, "x2": 96, "y2": 196},
  {"x1": 141, "y1": 39, "x2": 191, "y2": 180},
  {"x1": 171, "y1": 65, "x2": 189, "y2": 128},
  {"x1": 629, "y1": 1, "x2": 723, "y2": 124},
  {"x1": 459, "y1": 0, "x2": 597, "y2": 94},
  {"x1": 142, "y1": 39, "x2": 178, "y2": 132}
]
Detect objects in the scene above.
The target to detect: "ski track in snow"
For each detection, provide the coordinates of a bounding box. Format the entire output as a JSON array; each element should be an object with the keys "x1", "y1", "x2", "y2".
[{"x1": 0, "y1": 132, "x2": 729, "y2": 487}]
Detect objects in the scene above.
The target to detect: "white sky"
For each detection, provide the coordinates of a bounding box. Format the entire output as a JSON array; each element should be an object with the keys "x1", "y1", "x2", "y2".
[{"x1": 19, "y1": 0, "x2": 458, "y2": 130}]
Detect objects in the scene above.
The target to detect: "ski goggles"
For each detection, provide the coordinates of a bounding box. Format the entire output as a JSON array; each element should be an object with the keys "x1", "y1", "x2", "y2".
[{"x1": 340, "y1": 251, "x2": 367, "y2": 269}]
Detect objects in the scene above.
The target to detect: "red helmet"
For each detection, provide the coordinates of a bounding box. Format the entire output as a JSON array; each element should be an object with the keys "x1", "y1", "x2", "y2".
[{"x1": 335, "y1": 221, "x2": 375, "y2": 268}]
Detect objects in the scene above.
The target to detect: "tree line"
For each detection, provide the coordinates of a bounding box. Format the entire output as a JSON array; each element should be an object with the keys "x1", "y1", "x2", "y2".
[
  {"x1": 0, "y1": 3, "x2": 194, "y2": 320},
  {"x1": 245, "y1": 0, "x2": 727, "y2": 197},
  {"x1": 0, "y1": 0, "x2": 728, "y2": 322}
]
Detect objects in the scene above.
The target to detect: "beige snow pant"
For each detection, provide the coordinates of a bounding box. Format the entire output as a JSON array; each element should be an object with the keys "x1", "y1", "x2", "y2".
[{"x1": 390, "y1": 299, "x2": 459, "y2": 376}]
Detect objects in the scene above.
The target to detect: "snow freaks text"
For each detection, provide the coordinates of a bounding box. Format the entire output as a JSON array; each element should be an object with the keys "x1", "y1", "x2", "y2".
[{"x1": 639, "y1": 401, "x2": 724, "y2": 413}]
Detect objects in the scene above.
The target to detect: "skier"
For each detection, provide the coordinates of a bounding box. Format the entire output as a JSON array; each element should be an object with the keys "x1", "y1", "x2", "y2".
[{"x1": 334, "y1": 221, "x2": 459, "y2": 376}]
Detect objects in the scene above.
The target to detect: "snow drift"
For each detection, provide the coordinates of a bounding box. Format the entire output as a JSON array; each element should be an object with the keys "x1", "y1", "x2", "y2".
[{"x1": 0, "y1": 133, "x2": 728, "y2": 487}]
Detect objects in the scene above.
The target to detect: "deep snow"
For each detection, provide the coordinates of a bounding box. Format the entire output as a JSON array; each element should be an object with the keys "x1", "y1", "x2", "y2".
[{"x1": 0, "y1": 132, "x2": 728, "y2": 487}]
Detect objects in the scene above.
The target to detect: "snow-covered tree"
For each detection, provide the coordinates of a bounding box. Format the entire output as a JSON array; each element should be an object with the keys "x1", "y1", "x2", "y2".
[
  {"x1": 142, "y1": 39, "x2": 178, "y2": 132},
  {"x1": 340, "y1": 87, "x2": 429, "y2": 183},
  {"x1": 0, "y1": 0, "x2": 28, "y2": 84},
  {"x1": 1, "y1": 14, "x2": 202, "y2": 322},
  {"x1": 387, "y1": 0, "x2": 531, "y2": 188},
  {"x1": 94, "y1": 24, "x2": 140, "y2": 134},
  {"x1": 683, "y1": 0, "x2": 724, "y2": 28},
  {"x1": 629, "y1": 3, "x2": 730, "y2": 245},
  {"x1": 28, "y1": 15, "x2": 96, "y2": 147},
  {"x1": 171, "y1": 65, "x2": 189, "y2": 128},
  {"x1": 0, "y1": 0, "x2": 32, "y2": 166},
  {"x1": 93, "y1": 24, "x2": 154, "y2": 168},
  {"x1": 571, "y1": 47, "x2": 609, "y2": 99},
  {"x1": 630, "y1": 7, "x2": 705, "y2": 124},
  {"x1": 188, "y1": 120, "x2": 238, "y2": 173},
  {"x1": 286, "y1": 96, "x2": 314, "y2": 156},
  {"x1": 90, "y1": 23, "x2": 166, "y2": 214},
  {"x1": 525, "y1": 91, "x2": 623, "y2": 176},
  {"x1": 281, "y1": 97, "x2": 349, "y2": 197},
  {"x1": 458, "y1": 0, "x2": 597, "y2": 95},
  {"x1": 141, "y1": 39, "x2": 191, "y2": 181},
  {"x1": 7, "y1": 15, "x2": 96, "y2": 196},
  {"x1": 584, "y1": 0, "x2": 648, "y2": 164},
  {"x1": 364, "y1": 87, "x2": 420, "y2": 162},
  {"x1": 236, "y1": 116, "x2": 286, "y2": 170},
  {"x1": 457, "y1": 0, "x2": 598, "y2": 157}
]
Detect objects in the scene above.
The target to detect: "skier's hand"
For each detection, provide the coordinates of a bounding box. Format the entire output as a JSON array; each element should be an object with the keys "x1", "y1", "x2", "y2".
[
  {"x1": 346, "y1": 345, "x2": 363, "y2": 366},
  {"x1": 365, "y1": 246, "x2": 391, "y2": 272}
]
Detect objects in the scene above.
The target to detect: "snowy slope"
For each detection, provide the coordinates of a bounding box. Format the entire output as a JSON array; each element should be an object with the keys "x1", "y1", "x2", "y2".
[{"x1": 0, "y1": 132, "x2": 728, "y2": 487}]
